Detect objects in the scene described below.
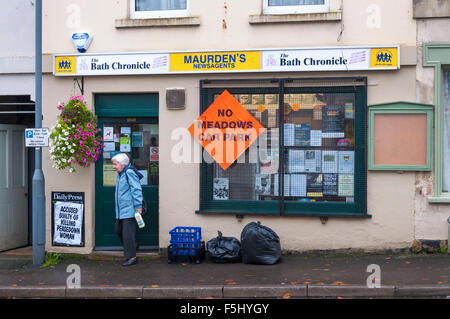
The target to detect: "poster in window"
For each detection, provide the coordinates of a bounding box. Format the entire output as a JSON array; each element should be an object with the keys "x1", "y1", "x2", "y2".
[
  {"x1": 120, "y1": 136, "x2": 131, "y2": 152},
  {"x1": 213, "y1": 178, "x2": 229, "y2": 200},
  {"x1": 284, "y1": 123, "x2": 295, "y2": 146},
  {"x1": 338, "y1": 151, "x2": 354, "y2": 174},
  {"x1": 103, "y1": 164, "x2": 117, "y2": 186},
  {"x1": 290, "y1": 174, "x2": 307, "y2": 197},
  {"x1": 338, "y1": 174, "x2": 354, "y2": 196},
  {"x1": 103, "y1": 127, "x2": 114, "y2": 142},
  {"x1": 132, "y1": 132, "x2": 143, "y2": 147},
  {"x1": 306, "y1": 173, "x2": 323, "y2": 197},
  {"x1": 239, "y1": 94, "x2": 251, "y2": 105},
  {"x1": 120, "y1": 126, "x2": 131, "y2": 135},
  {"x1": 265, "y1": 94, "x2": 278, "y2": 105},
  {"x1": 345, "y1": 103, "x2": 354, "y2": 119},
  {"x1": 255, "y1": 174, "x2": 271, "y2": 195},
  {"x1": 322, "y1": 105, "x2": 345, "y2": 138},
  {"x1": 294, "y1": 124, "x2": 310, "y2": 146},
  {"x1": 274, "y1": 174, "x2": 290, "y2": 197},
  {"x1": 322, "y1": 151, "x2": 338, "y2": 173},
  {"x1": 252, "y1": 94, "x2": 264, "y2": 105},
  {"x1": 323, "y1": 173, "x2": 338, "y2": 195},
  {"x1": 103, "y1": 142, "x2": 115, "y2": 152},
  {"x1": 310, "y1": 130, "x2": 322, "y2": 146},
  {"x1": 288, "y1": 149, "x2": 305, "y2": 173},
  {"x1": 305, "y1": 150, "x2": 321, "y2": 173}
]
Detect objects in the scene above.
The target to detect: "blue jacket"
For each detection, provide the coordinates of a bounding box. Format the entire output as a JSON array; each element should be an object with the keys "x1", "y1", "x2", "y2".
[{"x1": 115, "y1": 165, "x2": 143, "y2": 220}]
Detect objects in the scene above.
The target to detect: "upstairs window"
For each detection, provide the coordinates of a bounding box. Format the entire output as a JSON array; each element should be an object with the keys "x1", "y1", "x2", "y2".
[
  {"x1": 264, "y1": 0, "x2": 330, "y2": 15},
  {"x1": 131, "y1": 0, "x2": 188, "y2": 19}
]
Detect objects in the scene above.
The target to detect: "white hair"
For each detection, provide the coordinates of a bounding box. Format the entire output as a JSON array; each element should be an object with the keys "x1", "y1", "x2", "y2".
[{"x1": 111, "y1": 153, "x2": 129, "y2": 166}]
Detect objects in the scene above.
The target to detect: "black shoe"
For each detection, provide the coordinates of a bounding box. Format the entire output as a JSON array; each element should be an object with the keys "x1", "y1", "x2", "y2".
[{"x1": 122, "y1": 257, "x2": 137, "y2": 267}]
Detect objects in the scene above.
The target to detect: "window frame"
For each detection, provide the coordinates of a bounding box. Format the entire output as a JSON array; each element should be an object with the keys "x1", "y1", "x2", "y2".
[
  {"x1": 263, "y1": 0, "x2": 330, "y2": 15},
  {"x1": 197, "y1": 79, "x2": 369, "y2": 218},
  {"x1": 423, "y1": 42, "x2": 450, "y2": 203},
  {"x1": 367, "y1": 102, "x2": 434, "y2": 171},
  {"x1": 130, "y1": 0, "x2": 189, "y2": 19}
]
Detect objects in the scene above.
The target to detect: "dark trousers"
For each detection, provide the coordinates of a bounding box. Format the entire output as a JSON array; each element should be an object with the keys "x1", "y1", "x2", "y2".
[{"x1": 115, "y1": 218, "x2": 138, "y2": 259}]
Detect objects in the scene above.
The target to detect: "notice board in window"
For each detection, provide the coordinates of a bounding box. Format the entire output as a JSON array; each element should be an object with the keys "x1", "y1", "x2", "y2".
[{"x1": 368, "y1": 102, "x2": 433, "y2": 171}]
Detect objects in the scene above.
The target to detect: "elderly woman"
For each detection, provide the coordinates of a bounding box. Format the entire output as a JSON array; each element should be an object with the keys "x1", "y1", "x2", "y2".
[{"x1": 111, "y1": 153, "x2": 143, "y2": 266}]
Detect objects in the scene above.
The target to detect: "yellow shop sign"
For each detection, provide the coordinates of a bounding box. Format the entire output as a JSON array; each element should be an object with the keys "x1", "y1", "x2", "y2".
[
  {"x1": 370, "y1": 47, "x2": 398, "y2": 68},
  {"x1": 54, "y1": 56, "x2": 76, "y2": 74},
  {"x1": 170, "y1": 51, "x2": 261, "y2": 72}
]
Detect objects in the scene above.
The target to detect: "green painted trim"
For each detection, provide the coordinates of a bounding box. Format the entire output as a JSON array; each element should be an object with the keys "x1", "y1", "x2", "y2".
[
  {"x1": 423, "y1": 43, "x2": 450, "y2": 201},
  {"x1": 368, "y1": 101, "x2": 433, "y2": 171},
  {"x1": 94, "y1": 93, "x2": 159, "y2": 117},
  {"x1": 427, "y1": 196, "x2": 450, "y2": 203}
]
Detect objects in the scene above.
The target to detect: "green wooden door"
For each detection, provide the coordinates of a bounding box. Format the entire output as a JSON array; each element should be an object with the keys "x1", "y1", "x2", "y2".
[{"x1": 94, "y1": 94, "x2": 159, "y2": 249}]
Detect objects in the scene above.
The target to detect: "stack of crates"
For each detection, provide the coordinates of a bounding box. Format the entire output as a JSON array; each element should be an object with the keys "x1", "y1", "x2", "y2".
[{"x1": 168, "y1": 226, "x2": 205, "y2": 264}]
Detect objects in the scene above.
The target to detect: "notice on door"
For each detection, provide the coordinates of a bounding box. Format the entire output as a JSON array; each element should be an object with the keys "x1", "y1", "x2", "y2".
[{"x1": 52, "y1": 192, "x2": 84, "y2": 247}]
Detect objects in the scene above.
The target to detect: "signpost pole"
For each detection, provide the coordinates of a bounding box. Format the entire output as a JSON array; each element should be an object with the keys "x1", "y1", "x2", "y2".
[{"x1": 32, "y1": 0, "x2": 45, "y2": 266}]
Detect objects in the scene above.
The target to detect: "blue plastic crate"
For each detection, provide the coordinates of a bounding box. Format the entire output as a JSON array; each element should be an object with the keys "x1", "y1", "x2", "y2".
[
  {"x1": 169, "y1": 227, "x2": 202, "y2": 253},
  {"x1": 168, "y1": 242, "x2": 205, "y2": 264}
]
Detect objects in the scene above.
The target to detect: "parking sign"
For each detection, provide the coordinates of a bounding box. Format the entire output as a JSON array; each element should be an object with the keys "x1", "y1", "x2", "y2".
[{"x1": 25, "y1": 128, "x2": 49, "y2": 147}]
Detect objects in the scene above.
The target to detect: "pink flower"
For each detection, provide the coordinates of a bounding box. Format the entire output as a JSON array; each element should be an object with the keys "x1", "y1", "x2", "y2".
[
  {"x1": 68, "y1": 136, "x2": 72, "y2": 140},
  {"x1": 77, "y1": 123, "x2": 80, "y2": 128},
  {"x1": 63, "y1": 118, "x2": 67, "y2": 122},
  {"x1": 80, "y1": 141, "x2": 84, "y2": 146},
  {"x1": 98, "y1": 137, "x2": 102, "y2": 141},
  {"x1": 69, "y1": 158, "x2": 74, "y2": 163},
  {"x1": 94, "y1": 129, "x2": 98, "y2": 133}
]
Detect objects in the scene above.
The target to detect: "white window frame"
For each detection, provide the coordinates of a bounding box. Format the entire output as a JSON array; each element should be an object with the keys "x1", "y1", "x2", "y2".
[
  {"x1": 130, "y1": 0, "x2": 189, "y2": 19},
  {"x1": 263, "y1": 0, "x2": 330, "y2": 15}
]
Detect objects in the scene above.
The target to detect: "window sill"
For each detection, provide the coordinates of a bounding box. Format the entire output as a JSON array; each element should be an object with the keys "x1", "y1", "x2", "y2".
[
  {"x1": 196, "y1": 210, "x2": 371, "y2": 218},
  {"x1": 249, "y1": 11, "x2": 342, "y2": 24},
  {"x1": 115, "y1": 16, "x2": 200, "y2": 28},
  {"x1": 427, "y1": 196, "x2": 450, "y2": 204}
]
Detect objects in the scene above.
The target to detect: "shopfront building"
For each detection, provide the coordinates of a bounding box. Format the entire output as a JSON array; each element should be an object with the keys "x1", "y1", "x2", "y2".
[{"x1": 41, "y1": 0, "x2": 445, "y2": 255}]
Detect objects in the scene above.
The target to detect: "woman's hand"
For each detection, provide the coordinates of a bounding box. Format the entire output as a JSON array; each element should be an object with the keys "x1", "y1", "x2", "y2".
[{"x1": 135, "y1": 208, "x2": 143, "y2": 215}]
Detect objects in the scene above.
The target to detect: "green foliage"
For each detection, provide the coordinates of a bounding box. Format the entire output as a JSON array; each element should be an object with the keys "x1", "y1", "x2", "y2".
[{"x1": 41, "y1": 252, "x2": 62, "y2": 268}]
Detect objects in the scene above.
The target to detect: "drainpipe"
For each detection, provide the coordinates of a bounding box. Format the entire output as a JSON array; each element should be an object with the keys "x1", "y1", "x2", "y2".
[{"x1": 32, "y1": 0, "x2": 45, "y2": 265}]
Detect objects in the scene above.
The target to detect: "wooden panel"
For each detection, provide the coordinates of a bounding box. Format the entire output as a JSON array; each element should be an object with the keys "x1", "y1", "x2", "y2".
[{"x1": 373, "y1": 113, "x2": 427, "y2": 166}]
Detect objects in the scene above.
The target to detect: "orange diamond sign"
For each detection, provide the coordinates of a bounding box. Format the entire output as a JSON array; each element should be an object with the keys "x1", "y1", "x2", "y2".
[{"x1": 188, "y1": 90, "x2": 265, "y2": 170}]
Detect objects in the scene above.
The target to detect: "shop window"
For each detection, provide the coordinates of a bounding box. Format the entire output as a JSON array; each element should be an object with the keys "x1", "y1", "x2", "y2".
[
  {"x1": 263, "y1": 0, "x2": 330, "y2": 15},
  {"x1": 130, "y1": 0, "x2": 188, "y2": 19},
  {"x1": 198, "y1": 78, "x2": 368, "y2": 217}
]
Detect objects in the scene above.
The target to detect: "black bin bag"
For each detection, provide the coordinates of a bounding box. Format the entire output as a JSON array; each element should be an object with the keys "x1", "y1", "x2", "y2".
[
  {"x1": 240, "y1": 221, "x2": 281, "y2": 265},
  {"x1": 207, "y1": 231, "x2": 242, "y2": 263}
]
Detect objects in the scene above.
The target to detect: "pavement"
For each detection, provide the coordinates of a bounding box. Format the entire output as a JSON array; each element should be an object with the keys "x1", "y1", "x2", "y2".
[{"x1": 0, "y1": 246, "x2": 449, "y2": 299}]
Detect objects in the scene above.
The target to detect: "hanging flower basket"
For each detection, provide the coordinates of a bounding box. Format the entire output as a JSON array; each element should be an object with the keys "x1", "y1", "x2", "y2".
[{"x1": 49, "y1": 95, "x2": 103, "y2": 172}]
